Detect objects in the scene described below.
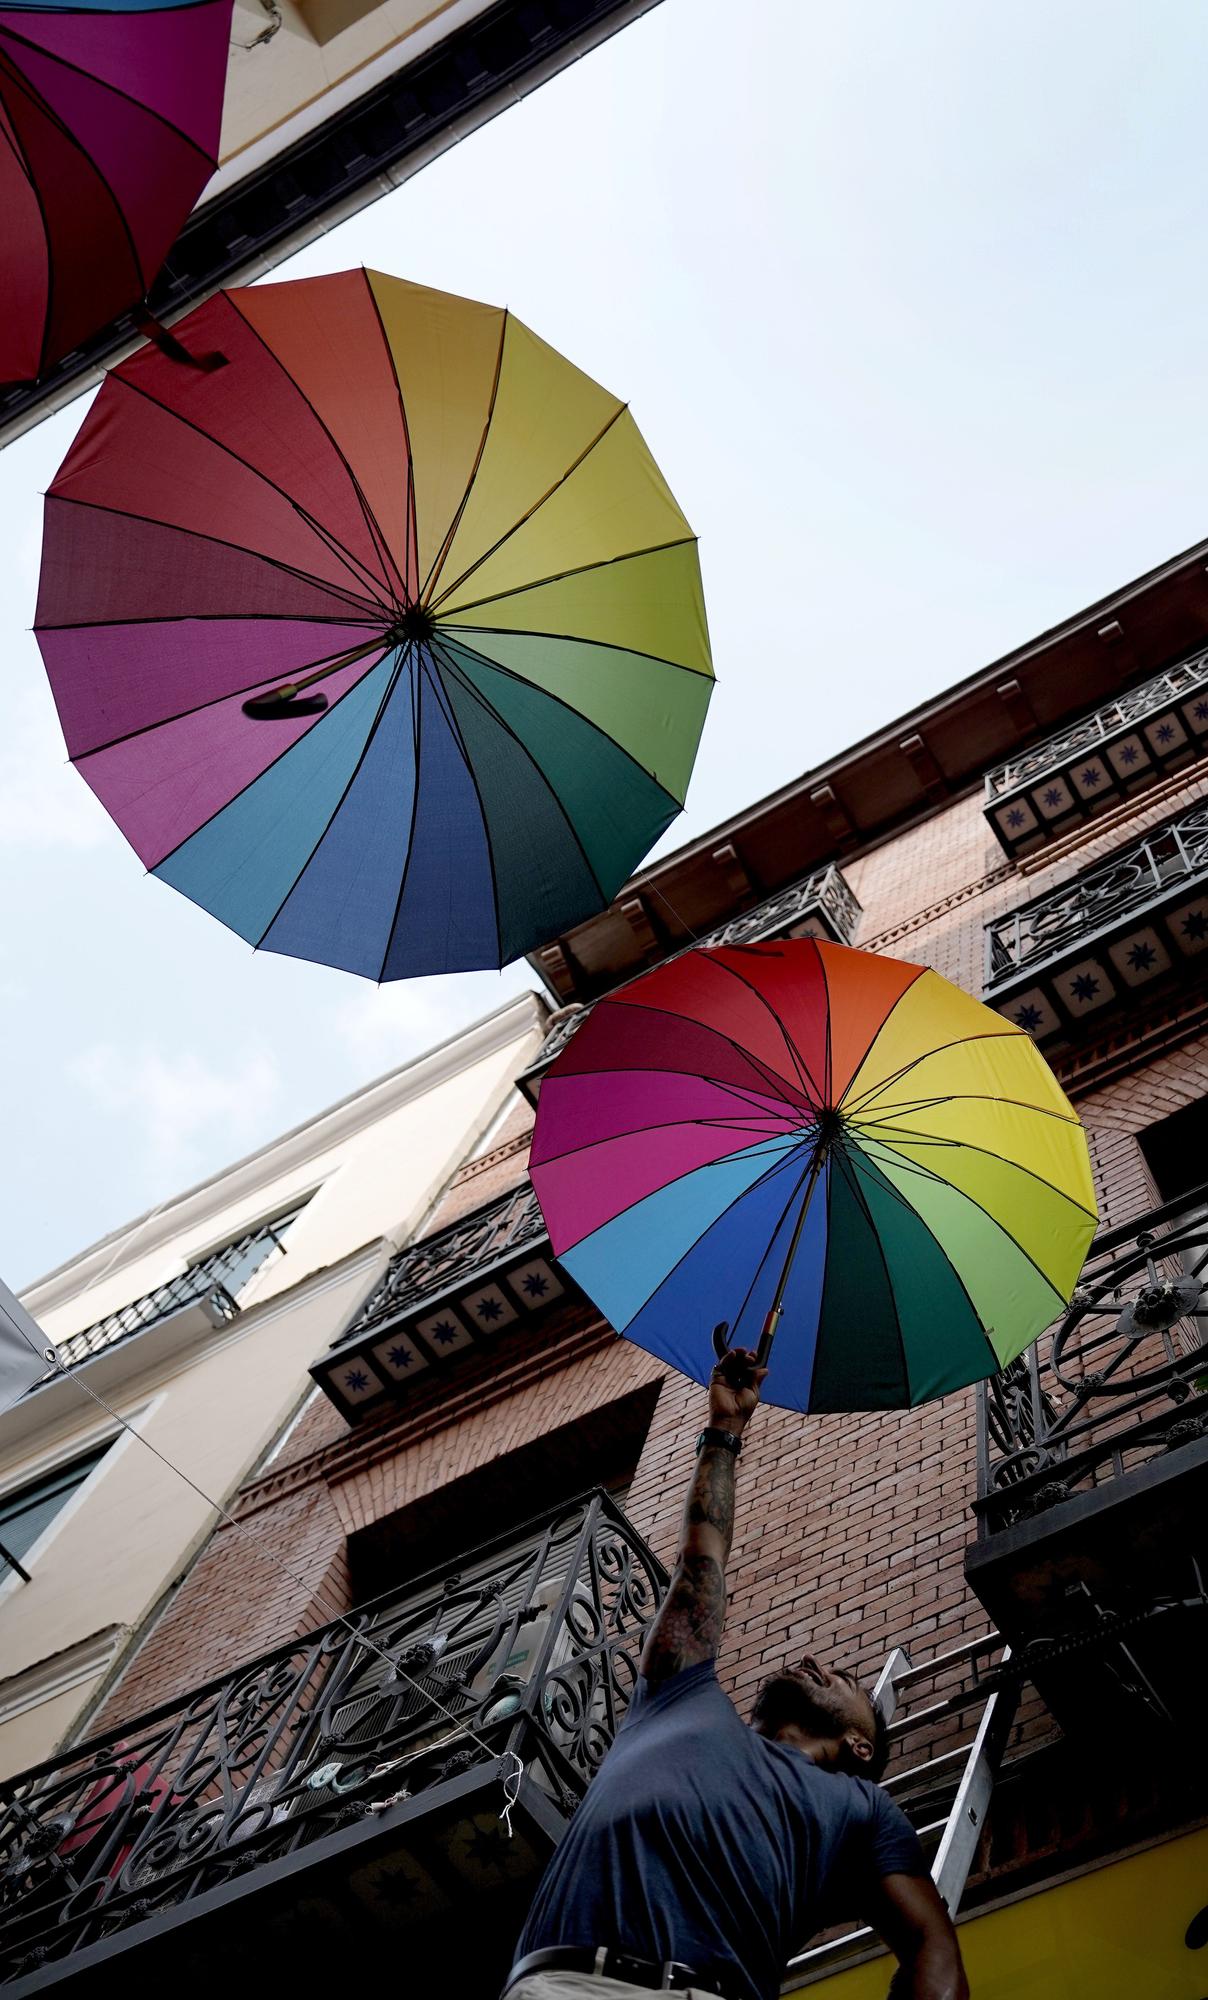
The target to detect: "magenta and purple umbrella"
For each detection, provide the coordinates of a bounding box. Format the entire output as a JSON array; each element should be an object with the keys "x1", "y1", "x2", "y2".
[{"x1": 0, "y1": 0, "x2": 233, "y2": 382}]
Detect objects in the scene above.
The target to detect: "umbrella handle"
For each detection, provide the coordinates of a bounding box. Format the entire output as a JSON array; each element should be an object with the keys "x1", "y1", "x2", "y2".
[{"x1": 712, "y1": 1321, "x2": 731, "y2": 1361}]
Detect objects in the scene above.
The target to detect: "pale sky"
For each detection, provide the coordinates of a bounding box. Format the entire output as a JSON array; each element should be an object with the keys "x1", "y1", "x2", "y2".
[{"x1": 5, "y1": 0, "x2": 1208, "y2": 1284}]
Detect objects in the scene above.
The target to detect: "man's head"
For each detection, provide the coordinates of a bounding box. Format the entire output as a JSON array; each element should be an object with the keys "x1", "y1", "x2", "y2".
[{"x1": 750, "y1": 1654, "x2": 888, "y2": 1780}]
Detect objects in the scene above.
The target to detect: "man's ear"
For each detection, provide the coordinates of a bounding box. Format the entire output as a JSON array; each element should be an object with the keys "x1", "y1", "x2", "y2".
[{"x1": 843, "y1": 1730, "x2": 874, "y2": 1769}]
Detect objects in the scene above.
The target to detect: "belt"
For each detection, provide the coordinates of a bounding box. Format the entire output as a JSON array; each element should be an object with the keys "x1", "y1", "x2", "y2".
[{"x1": 503, "y1": 1944, "x2": 743, "y2": 1998}]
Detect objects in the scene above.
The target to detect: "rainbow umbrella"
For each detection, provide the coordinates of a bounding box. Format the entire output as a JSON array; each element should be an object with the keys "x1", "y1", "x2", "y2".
[
  {"x1": 530, "y1": 938, "x2": 1097, "y2": 1413},
  {"x1": 34, "y1": 268, "x2": 713, "y2": 978},
  {"x1": 0, "y1": 0, "x2": 233, "y2": 382}
]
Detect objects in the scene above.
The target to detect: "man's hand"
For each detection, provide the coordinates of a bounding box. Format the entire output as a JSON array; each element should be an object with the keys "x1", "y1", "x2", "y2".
[
  {"x1": 708, "y1": 1348, "x2": 768, "y2": 1432},
  {"x1": 868, "y1": 1875, "x2": 969, "y2": 2000}
]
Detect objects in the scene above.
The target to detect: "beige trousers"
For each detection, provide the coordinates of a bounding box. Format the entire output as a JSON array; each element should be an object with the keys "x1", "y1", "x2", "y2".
[{"x1": 507, "y1": 1974, "x2": 719, "y2": 2000}]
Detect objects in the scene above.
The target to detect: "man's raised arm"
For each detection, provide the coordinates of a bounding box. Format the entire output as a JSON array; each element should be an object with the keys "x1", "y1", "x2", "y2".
[{"x1": 639, "y1": 1348, "x2": 767, "y2": 1685}]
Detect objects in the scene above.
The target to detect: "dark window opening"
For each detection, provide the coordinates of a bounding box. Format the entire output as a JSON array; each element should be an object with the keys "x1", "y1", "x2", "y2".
[
  {"x1": 347, "y1": 1379, "x2": 662, "y2": 1606},
  {"x1": 0, "y1": 1438, "x2": 112, "y2": 1579},
  {"x1": 1138, "y1": 1098, "x2": 1208, "y2": 1204}
]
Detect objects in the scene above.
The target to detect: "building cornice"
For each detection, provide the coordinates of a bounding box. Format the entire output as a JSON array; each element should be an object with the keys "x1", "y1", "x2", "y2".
[{"x1": 23, "y1": 992, "x2": 546, "y2": 1316}]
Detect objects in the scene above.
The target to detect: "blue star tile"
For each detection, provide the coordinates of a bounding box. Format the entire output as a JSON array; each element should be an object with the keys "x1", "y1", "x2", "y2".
[
  {"x1": 1071, "y1": 972, "x2": 1100, "y2": 1002},
  {"x1": 1181, "y1": 910, "x2": 1208, "y2": 941},
  {"x1": 431, "y1": 1319, "x2": 459, "y2": 1346},
  {"x1": 1014, "y1": 1004, "x2": 1043, "y2": 1031},
  {"x1": 1195, "y1": 700, "x2": 1208, "y2": 721},
  {"x1": 345, "y1": 1368, "x2": 369, "y2": 1393},
  {"x1": 1126, "y1": 940, "x2": 1157, "y2": 972},
  {"x1": 1043, "y1": 786, "x2": 1063, "y2": 809},
  {"x1": 476, "y1": 1296, "x2": 504, "y2": 1323},
  {"x1": 388, "y1": 1344, "x2": 413, "y2": 1369},
  {"x1": 1080, "y1": 765, "x2": 1101, "y2": 787},
  {"x1": 520, "y1": 1272, "x2": 550, "y2": 1298},
  {"x1": 1120, "y1": 744, "x2": 1139, "y2": 765},
  {"x1": 1156, "y1": 722, "x2": 1175, "y2": 744},
  {"x1": 1006, "y1": 807, "x2": 1025, "y2": 829}
]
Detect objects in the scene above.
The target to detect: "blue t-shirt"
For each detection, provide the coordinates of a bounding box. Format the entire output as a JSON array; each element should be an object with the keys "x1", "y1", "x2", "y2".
[{"x1": 515, "y1": 1662, "x2": 926, "y2": 2000}]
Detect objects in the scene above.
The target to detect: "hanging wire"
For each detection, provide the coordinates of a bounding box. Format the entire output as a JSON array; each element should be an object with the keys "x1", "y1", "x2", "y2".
[{"x1": 11, "y1": 1318, "x2": 528, "y2": 1833}]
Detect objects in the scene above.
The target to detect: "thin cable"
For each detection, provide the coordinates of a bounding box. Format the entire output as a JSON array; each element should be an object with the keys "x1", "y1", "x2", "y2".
[{"x1": 16, "y1": 1322, "x2": 526, "y2": 1832}]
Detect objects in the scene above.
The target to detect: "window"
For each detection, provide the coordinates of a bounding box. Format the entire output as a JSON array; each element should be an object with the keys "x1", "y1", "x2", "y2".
[
  {"x1": 1139, "y1": 1098, "x2": 1208, "y2": 1203},
  {"x1": 0, "y1": 1440, "x2": 112, "y2": 1579}
]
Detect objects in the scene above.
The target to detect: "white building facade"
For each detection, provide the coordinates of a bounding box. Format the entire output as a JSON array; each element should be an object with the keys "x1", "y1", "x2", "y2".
[{"x1": 0, "y1": 992, "x2": 546, "y2": 1777}]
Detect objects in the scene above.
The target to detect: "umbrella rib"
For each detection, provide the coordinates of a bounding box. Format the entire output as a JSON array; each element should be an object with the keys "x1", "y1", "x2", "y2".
[
  {"x1": 429, "y1": 632, "x2": 612, "y2": 908},
  {"x1": 531, "y1": 1109, "x2": 798, "y2": 1173},
  {"x1": 841, "y1": 1026, "x2": 1031, "y2": 1119},
  {"x1": 360, "y1": 267, "x2": 419, "y2": 608},
  {"x1": 70, "y1": 634, "x2": 387, "y2": 763},
  {"x1": 828, "y1": 1146, "x2": 915, "y2": 1402},
  {"x1": 39, "y1": 493, "x2": 379, "y2": 620},
  {"x1": 554, "y1": 1136, "x2": 805, "y2": 1307},
  {"x1": 852, "y1": 1089, "x2": 1087, "y2": 1135},
  {"x1": 432, "y1": 535, "x2": 697, "y2": 623},
  {"x1": 693, "y1": 947, "x2": 826, "y2": 1108},
  {"x1": 437, "y1": 628, "x2": 685, "y2": 796},
  {"x1": 841, "y1": 1143, "x2": 1005, "y2": 1379},
  {"x1": 109, "y1": 373, "x2": 396, "y2": 609},
  {"x1": 585, "y1": 993, "x2": 816, "y2": 1112},
  {"x1": 250, "y1": 651, "x2": 407, "y2": 951},
  {"x1": 0, "y1": 21, "x2": 216, "y2": 168},
  {"x1": 848, "y1": 1120, "x2": 1098, "y2": 1222},
  {"x1": 723, "y1": 1148, "x2": 824, "y2": 1354},
  {"x1": 441, "y1": 620, "x2": 713, "y2": 683},
  {"x1": 802, "y1": 1153, "x2": 834, "y2": 1410},
  {"x1": 409, "y1": 645, "x2": 504, "y2": 969},
  {"x1": 421, "y1": 308, "x2": 508, "y2": 606},
  {"x1": 226, "y1": 290, "x2": 406, "y2": 612},
  {"x1": 0, "y1": 47, "x2": 137, "y2": 376},
  {"x1": 148, "y1": 648, "x2": 395, "y2": 877},
  {"x1": 377, "y1": 651, "x2": 428, "y2": 980},
  {"x1": 426, "y1": 402, "x2": 627, "y2": 613},
  {"x1": 851, "y1": 1135, "x2": 1071, "y2": 1322}
]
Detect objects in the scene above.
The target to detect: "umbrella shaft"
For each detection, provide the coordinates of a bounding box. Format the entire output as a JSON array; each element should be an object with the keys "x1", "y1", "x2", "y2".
[{"x1": 756, "y1": 1141, "x2": 829, "y2": 1368}]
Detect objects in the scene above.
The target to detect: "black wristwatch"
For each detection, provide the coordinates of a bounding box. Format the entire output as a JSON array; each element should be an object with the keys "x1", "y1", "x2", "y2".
[{"x1": 696, "y1": 1426, "x2": 743, "y2": 1458}]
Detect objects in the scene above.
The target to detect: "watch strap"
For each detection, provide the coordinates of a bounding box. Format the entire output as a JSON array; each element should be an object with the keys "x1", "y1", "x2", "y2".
[{"x1": 696, "y1": 1426, "x2": 742, "y2": 1458}]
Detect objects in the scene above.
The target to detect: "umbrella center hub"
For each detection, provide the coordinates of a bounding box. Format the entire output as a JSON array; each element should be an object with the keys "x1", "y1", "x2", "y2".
[
  {"x1": 812, "y1": 1106, "x2": 844, "y2": 1150},
  {"x1": 387, "y1": 606, "x2": 436, "y2": 648}
]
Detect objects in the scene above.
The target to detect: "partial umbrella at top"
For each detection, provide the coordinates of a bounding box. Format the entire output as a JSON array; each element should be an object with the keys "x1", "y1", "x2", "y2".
[
  {"x1": 0, "y1": 0, "x2": 233, "y2": 382},
  {"x1": 34, "y1": 268, "x2": 713, "y2": 978}
]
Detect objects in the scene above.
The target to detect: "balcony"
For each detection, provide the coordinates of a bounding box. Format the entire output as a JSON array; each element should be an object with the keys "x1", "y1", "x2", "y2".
[
  {"x1": 518, "y1": 863, "x2": 862, "y2": 1103},
  {"x1": 966, "y1": 1187, "x2": 1208, "y2": 1739},
  {"x1": 315, "y1": 1183, "x2": 568, "y2": 1420},
  {"x1": 27, "y1": 1209, "x2": 304, "y2": 1397},
  {"x1": 983, "y1": 801, "x2": 1208, "y2": 1041},
  {"x1": 983, "y1": 650, "x2": 1208, "y2": 856},
  {"x1": 0, "y1": 1491, "x2": 664, "y2": 1998}
]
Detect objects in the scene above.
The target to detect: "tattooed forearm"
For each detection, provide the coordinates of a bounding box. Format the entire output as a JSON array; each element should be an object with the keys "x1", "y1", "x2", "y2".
[
  {"x1": 640, "y1": 1446, "x2": 737, "y2": 1681},
  {"x1": 685, "y1": 1443, "x2": 736, "y2": 1560},
  {"x1": 641, "y1": 1551, "x2": 726, "y2": 1682}
]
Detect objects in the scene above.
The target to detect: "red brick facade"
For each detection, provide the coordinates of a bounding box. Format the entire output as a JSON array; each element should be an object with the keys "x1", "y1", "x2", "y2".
[{"x1": 86, "y1": 731, "x2": 1208, "y2": 1932}]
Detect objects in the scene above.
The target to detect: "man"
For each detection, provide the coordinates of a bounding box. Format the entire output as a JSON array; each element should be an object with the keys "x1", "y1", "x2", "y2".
[{"x1": 505, "y1": 1350, "x2": 968, "y2": 2000}]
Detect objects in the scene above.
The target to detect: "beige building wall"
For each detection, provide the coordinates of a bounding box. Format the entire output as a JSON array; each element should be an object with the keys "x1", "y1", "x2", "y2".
[{"x1": 0, "y1": 992, "x2": 546, "y2": 1777}]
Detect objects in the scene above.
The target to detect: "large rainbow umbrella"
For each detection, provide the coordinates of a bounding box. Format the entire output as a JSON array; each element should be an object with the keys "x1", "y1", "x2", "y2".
[
  {"x1": 530, "y1": 938, "x2": 1097, "y2": 1413},
  {"x1": 35, "y1": 268, "x2": 712, "y2": 978},
  {"x1": 0, "y1": 0, "x2": 233, "y2": 382}
]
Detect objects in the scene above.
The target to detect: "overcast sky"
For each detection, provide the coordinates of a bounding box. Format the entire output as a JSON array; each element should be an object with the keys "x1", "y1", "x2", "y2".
[{"x1": 5, "y1": 0, "x2": 1208, "y2": 1285}]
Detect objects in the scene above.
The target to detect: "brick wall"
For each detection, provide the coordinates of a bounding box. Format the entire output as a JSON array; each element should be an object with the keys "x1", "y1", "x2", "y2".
[{"x1": 87, "y1": 757, "x2": 1208, "y2": 1817}]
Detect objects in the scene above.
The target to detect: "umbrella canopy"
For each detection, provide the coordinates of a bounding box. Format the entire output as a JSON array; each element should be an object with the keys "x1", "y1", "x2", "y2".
[
  {"x1": 530, "y1": 938, "x2": 1097, "y2": 1413},
  {"x1": 35, "y1": 268, "x2": 713, "y2": 978},
  {"x1": 0, "y1": 0, "x2": 232, "y2": 383}
]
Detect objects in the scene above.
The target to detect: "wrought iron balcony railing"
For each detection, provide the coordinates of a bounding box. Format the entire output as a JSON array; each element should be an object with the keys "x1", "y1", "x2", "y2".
[
  {"x1": 983, "y1": 801, "x2": 1208, "y2": 1039},
  {"x1": 0, "y1": 1491, "x2": 665, "y2": 1985},
  {"x1": 42, "y1": 1209, "x2": 304, "y2": 1381},
  {"x1": 519, "y1": 863, "x2": 862, "y2": 1102},
  {"x1": 314, "y1": 1184, "x2": 563, "y2": 1420},
  {"x1": 983, "y1": 650, "x2": 1208, "y2": 856},
  {"x1": 975, "y1": 1185, "x2": 1208, "y2": 1536}
]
